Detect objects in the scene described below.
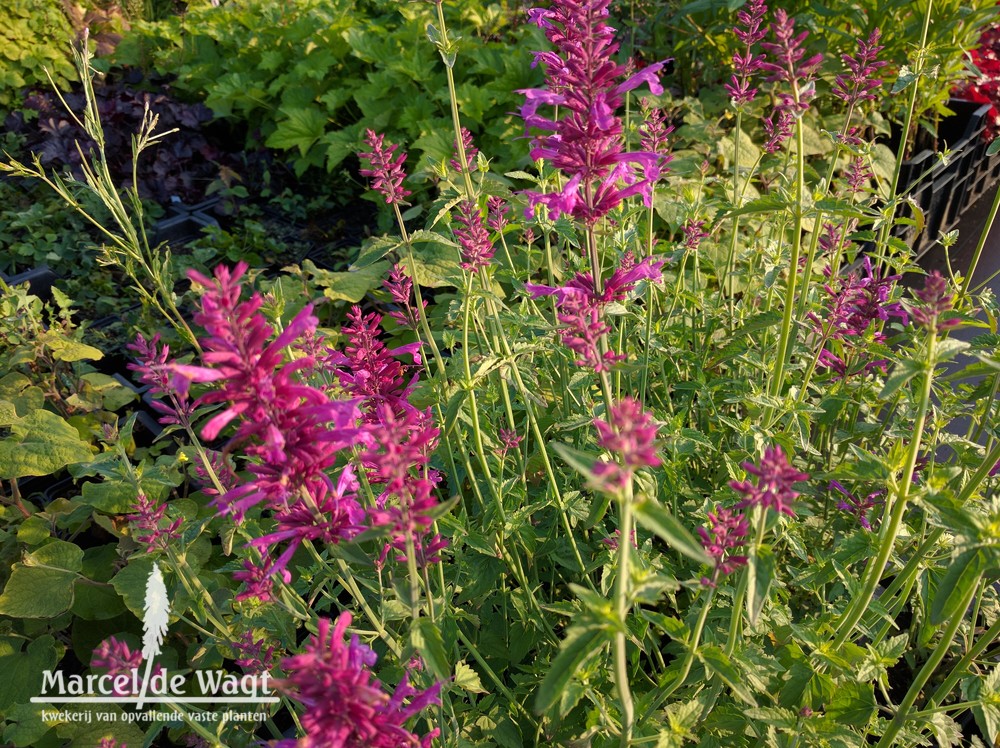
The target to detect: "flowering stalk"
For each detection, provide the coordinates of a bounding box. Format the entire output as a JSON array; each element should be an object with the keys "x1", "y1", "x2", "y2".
[{"x1": 833, "y1": 277, "x2": 943, "y2": 649}]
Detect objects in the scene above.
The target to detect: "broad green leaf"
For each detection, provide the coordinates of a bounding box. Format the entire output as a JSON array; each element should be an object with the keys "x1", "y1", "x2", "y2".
[
  {"x1": 24, "y1": 540, "x2": 83, "y2": 572},
  {"x1": 41, "y1": 334, "x2": 103, "y2": 362},
  {"x1": 535, "y1": 627, "x2": 609, "y2": 715},
  {"x1": 931, "y1": 548, "x2": 985, "y2": 626},
  {"x1": 412, "y1": 617, "x2": 450, "y2": 682},
  {"x1": 399, "y1": 237, "x2": 462, "y2": 288},
  {"x1": 826, "y1": 681, "x2": 876, "y2": 728},
  {"x1": 351, "y1": 235, "x2": 402, "y2": 270},
  {"x1": 0, "y1": 409, "x2": 93, "y2": 478},
  {"x1": 266, "y1": 107, "x2": 328, "y2": 156},
  {"x1": 110, "y1": 556, "x2": 155, "y2": 619},
  {"x1": 0, "y1": 566, "x2": 77, "y2": 618},
  {"x1": 0, "y1": 635, "x2": 59, "y2": 711},
  {"x1": 310, "y1": 261, "x2": 391, "y2": 302},
  {"x1": 633, "y1": 499, "x2": 712, "y2": 566}
]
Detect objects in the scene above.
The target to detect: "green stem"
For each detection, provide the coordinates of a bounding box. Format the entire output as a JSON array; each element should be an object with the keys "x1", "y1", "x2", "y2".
[
  {"x1": 875, "y1": 570, "x2": 981, "y2": 748},
  {"x1": 834, "y1": 327, "x2": 937, "y2": 649},
  {"x1": 928, "y1": 612, "x2": 1000, "y2": 709},
  {"x1": 614, "y1": 480, "x2": 635, "y2": 746}
]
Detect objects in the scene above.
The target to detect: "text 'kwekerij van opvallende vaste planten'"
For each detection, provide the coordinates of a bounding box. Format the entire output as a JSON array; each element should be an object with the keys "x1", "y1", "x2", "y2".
[{"x1": 2, "y1": 0, "x2": 1000, "y2": 746}]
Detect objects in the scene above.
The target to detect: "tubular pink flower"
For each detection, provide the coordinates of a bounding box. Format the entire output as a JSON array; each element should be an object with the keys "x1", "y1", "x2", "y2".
[
  {"x1": 911, "y1": 270, "x2": 961, "y2": 333},
  {"x1": 273, "y1": 612, "x2": 440, "y2": 748},
  {"x1": 725, "y1": 0, "x2": 768, "y2": 106},
  {"x1": 519, "y1": 0, "x2": 666, "y2": 223},
  {"x1": 449, "y1": 127, "x2": 479, "y2": 173},
  {"x1": 127, "y1": 333, "x2": 195, "y2": 427},
  {"x1": 832, "y1": 29, "x2": 886, "y2": 107},
  {"x1": 337, "y1": 306, "x2": 422, "y2": 419},
  {"x1": 698, "y1": 505, "x2": 749, "y2": 585},
  {"x1": 359, "y1": 130, "x2": 412, "y2": 205},
  {"x1": 232, "y1": 630, "x2": 276, "y2": 675},
  {"x1": 127, "y1": 492, "x2": 182, "y2": 553},
  {"x1": 453, "y1": 200, "x2": 496, "y2": 273},
  {"x1": 729, "y1": 446, "x2": 809, "y2": 517},
  {"x1": 364, "y1": 405, "x2": 447, "y2": 567},
  {"x1": 384, "y1": 264, "x2": 424, "y2": 331},
  {"x1": 527, "y1": 256, "x2": 663, "y2": 371}
]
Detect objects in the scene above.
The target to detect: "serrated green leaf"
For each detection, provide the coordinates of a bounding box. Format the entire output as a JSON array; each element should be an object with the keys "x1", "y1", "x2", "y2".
[
  {"x1": 0, "y1": 635, "x2": 59, "y2": 712},
  {"x1": 698, "y1": 645, "x2": 756, "y2": 705},
  {"x1": 826, "y1": 681, "x2": 875, "y2": 728},
  {"x1": 879, "y1": 358, "x2": 922, "y2": 400},
  {"x1": 265, "y1": 107, "x2": 328, "y2": 156},
  {"x1": 351, "y1": 235, "x2": 402, "y2": 270},
  {"x1": 454, "y1": 660, "x2": 487, "y2": 693},
  {"x1": 310, "y1": 261, "x2": 390, "y2": 302}
]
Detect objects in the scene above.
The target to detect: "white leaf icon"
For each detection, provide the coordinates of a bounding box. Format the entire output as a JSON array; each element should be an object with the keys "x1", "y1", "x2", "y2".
[{"x1": 135, "y1": 562, "x2": 170, "y2": 709}]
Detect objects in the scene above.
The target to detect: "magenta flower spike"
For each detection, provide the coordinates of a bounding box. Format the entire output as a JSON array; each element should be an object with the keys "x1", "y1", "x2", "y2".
[
  {"x1": 591, "y1": 397, "x2": 661, "y2": 491},
  {"x1": 698, "y1": 505, "x2": 749, "y2": 585},
  {"x1": 832, "y1": 28, "x2": 886, "y2": 107},
  {"x1": 358, "y1": 129, "x2": 412, "y2": 205},
  {"x1": 912, "y1": 270, "x2": 961, "y2": 333},
  {"x1": 519, "y1": 0, "x2": 667, "y2": 223},
  {"x1": 127, "y1": 492, "x2": 182, "y2": 553},
  {"x1": 273, "y1": 611, "x2": 440, "y2": 748},
  {"x1": 384, "y1": 264, "x2": 424, "y2": 332},
  {"x1": 453, "y1": 200, "x2": 496, "y2": 273},
  {"x1": 449, "y1": 127, "x2": 479, "y2": 173},
  {"x1": 724, "y1": 0, "x2": 768, "y2": 106},
  {"x1": 730, "y1": 446, "x2": 809, "y2": 517}
]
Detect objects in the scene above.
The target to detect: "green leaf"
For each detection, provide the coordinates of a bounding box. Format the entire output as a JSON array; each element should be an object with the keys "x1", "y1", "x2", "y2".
[
  {"x1": 110, "y1": 556, "x2": 156, "y2": 619},
  {"x1": 878, "y1": 358, "x2": 922, "y2": 400},
  {"x1": 0, "y1": 409, "x2": 93, "y2": 478},
  {"x1": 412, "y1": 617, "x2": 450, "y2": 682},
  {"x1": 698, "y1": 645, "x2": 756, "y2": 705},
  {"x1": 633, "y1": 499, "x2": 712, "y2": 566},
  {"x1": 931, "y1": 548, "x2": 985, "y2": 626},
  {"x1": 891, "y1": 65, "x2": 917, "y2": 94},
  {"x1": 310, "y1": 261, "x2": 391, "y2": 302},
  {"x1": 535, "y1": 627, "x2": 609, "y2": 716},
  {"x1": 42, "y1": 335, "x2": 103, "y2": 362},
  {"x1": 454, "y1": 660, "x2": 487, "y2": 694},
  {"x1": 0, "y1": 635, "x2": 59, "y2": 711},
  {"x1": 746, "y1": 544, "x2": 775, "y2": 627},
  {"x1": 0, "y1": 566, "x2": 77, "y2": 618},
  {"x1": 551, "y1": 442, "x2": 600, "y2": 483},
  {"x1": 826, "y1": 681, "x2": 876, "y2": 728},
  {"x1": 24, "y1": 539, "x2": 84, "y2": 572},
  {"x1": 265, "y1": 107, "x2": 328, "y2": 156},
  {"x1": 351, "y1": 235, "x2": 402, "y2": 270}
]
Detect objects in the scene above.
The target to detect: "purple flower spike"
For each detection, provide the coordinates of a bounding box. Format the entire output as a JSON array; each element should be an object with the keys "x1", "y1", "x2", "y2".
[
  {"x1": 273, "y1": 611, "x2": 441, "y2": 748},
  {"x1": 829, "y1": 479, "x2": 883, "y2": 530},
  {"x1": 698, "y1": 505, "x2": 749, "y2": 585},
  {"x1": 519, "y1": 0, "x2": 666, "y2": 223},
  {"x1": 358, "y1": 130, "x2": 412, "y2": 206},
  {"x1": 730, "y1": 446, "x2": 809, "y2": 517},
  {"x1": 725, "y1": 0, "x2": 768, "y2": 106},
  {"x1": 912, "y1": 271, "x2": 961, "y2": 333},
  {"x1": 454, "y1": 200, "x2": 496, "y2": 273},
  {"x1": 832, "y1": 29, "x2": 887, "y2": 107}
]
